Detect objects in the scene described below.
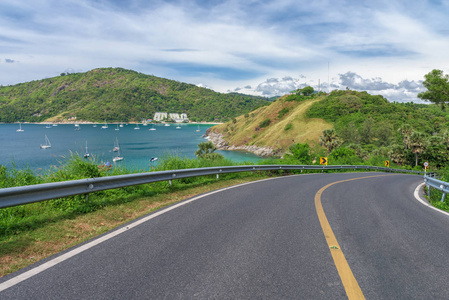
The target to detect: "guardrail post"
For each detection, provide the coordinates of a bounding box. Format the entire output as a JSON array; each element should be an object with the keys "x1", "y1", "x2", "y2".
[
  {"x1": 216, "y1": 174, "x2": 219, "y2": 179},
  {"x1": 441, "y1": 193, "x2": 447, "y2": 202},
  {"x1": 427, "y1": 185, "x2": 430, "y2": 198},
  {"x1": 169, "y1": 180, "x2": 172, "y2": 186}
]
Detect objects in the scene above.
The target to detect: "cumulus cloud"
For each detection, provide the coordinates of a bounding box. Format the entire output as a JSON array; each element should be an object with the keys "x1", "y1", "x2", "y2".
[
  {"x1": 339, "y1": 72, "x2": 395, "y2": 91},
  {"x1": 5, "y1": 58, "x2": 16, "y2": 63},
  {"x1": 241, "y1": 72, "x2": 425, "y2": 103}
]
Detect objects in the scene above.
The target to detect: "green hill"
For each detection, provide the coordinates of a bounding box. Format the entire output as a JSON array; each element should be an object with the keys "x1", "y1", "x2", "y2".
[
  {"x1": 208, "y1": 90, "x2": 449, "y2": 168},
  {"x1": 0, "y1": 68, "x2": 269, "y2": 123}
]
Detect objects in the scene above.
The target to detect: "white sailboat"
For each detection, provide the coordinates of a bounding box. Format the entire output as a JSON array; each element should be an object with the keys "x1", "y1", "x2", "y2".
[
  {"x1": 115, "y1": 124, "x2": 120, "y2": 131},
  {"x1": 149, "y1": 124, "x2": 156, "y2": 131},
  {"x1": 113, "y1": 139, "x2": 123, "y2": 162},
  {"x1": 113, "y1": 137, "x2": 120, "y2": 152},
  {"x1": 83, "y1": 141, "x2": 90, "y2": 158},
  {"x1": 196, "y1": 125, "x2": 200, "y2": 132},
  {"x1": 17, "y1": 122, "x2": 24, "y2": 132},
  {"x1": 40, "y1": 135, "x2": 51, "y2": 149},
  {"x1": 134, "y1": 123, "x2": 140, "y2": 130},
  {"x1": 101, "y1": 120, "x2": 108, "y2": 129}
]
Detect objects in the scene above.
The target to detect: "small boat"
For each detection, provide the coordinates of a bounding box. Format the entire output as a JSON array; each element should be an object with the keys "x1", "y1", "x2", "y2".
[
  {"x1": 176, "y1": 126, "x2": 181, "y2": 129},
  {"x1": 119, "y1": 123, "x2": 124, "y2": 128},
  {"x1": 149, "y1": 157, "x2": 158, "y2": 162},
  {"x1": 40, "y1": 135, "x2": 51, "y2": 149},
  {"x1": 83, "y1": 141, "x2": 90, "y2": 158},
  {"x1": 149, "y1": 125, "x2": 156, "y2": 131},
  {"x1": 164, "y1": 123, "x2": 170, "y2": 127},
  {"x1": 17, "y1": 123, "x2": 24, "y2": 132},
  {"x1": 52, "y1": 123, "x2": 58, "y2": 127},
  {"x1": 115, "y1": 124, "x2": 119, "y2": 131},
  {"x1": 113, "y1": 140, "x2": 123, "y2": 162},
  {"x1": 75, "y1": 123, "x2": 80, "y2": 130},
  {"x1": 45, "y1": 124, "x2": 52, "y2": 129},
  {"x1": 113, "y1": 137, "x2": 120, "y2": 152},
  {"x1": 101, "y1": 120, "x2": 108, "y2": 129},
  {"x1": 196, "y1": 125, "x2": 200, "y2": 132},
  {"x1": 134, "y1": 123, "x2": 140, "y2": 130},
  {"x1": 93, "y1": 124, "x2": 97, "y2": 128},
  {"x1": 113, "y1": 155, "x2": 124, "y2": 162}
]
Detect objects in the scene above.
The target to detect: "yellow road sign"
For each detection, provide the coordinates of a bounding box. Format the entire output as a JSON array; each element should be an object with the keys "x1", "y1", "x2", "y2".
[
  {"x1": 320, "y1": 157, "x2": 328, "y2": 165},
  {"x1": 385, "y1": 160, "x2": 390, "y2": 167}
]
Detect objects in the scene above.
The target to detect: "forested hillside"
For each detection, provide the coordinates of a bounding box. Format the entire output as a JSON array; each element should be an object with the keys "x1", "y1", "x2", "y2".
[
  {"x1": 0, "y1": 68, "x2": 269, "y2": 123},
  {"x1": 210, "y1": 89, "x2": 449, "y2": 169}
]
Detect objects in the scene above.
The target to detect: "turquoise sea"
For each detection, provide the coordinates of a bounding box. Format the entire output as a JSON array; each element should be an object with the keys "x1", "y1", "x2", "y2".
[{"x1": 0, "y1": 123, "x2": 262, "y2": 172}]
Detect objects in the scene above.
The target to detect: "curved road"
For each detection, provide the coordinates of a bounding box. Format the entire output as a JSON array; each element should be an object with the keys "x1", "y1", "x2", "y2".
[{"x1": 1, "y1": 172, "x2": 449, "y2": 299}]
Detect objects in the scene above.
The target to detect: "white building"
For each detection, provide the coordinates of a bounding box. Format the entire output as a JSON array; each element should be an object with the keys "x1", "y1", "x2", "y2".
[{"x1": 154, "y1": 112, "x2": 188, "y2": 122}]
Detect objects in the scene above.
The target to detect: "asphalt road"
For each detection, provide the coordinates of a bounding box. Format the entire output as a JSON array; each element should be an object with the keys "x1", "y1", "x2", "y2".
[{"x1": 1, "y1": 172, "x2": 448, "y2": 299}]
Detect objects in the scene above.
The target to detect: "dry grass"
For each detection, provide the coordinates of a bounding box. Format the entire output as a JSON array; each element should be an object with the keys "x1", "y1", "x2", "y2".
[
  {"x1": 212, "y1": 96, "x2": 332, "y2": 153},
  {"x1": 0, "y1": 176, "x2": 268, "y2": 278}
]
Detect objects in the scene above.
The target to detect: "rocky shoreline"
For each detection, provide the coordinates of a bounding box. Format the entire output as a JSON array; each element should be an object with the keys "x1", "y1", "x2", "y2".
[{"x1": 205, "y1": 129, "x2": 275, "y2": 157}]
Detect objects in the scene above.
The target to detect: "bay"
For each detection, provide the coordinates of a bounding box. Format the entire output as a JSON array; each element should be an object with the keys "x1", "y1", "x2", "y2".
[{"x1": 0, "y1": 123, "x2": 262, "y2": 172}]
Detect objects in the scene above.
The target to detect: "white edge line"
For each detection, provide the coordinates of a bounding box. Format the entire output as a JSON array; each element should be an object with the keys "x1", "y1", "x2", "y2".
[
  {"x1": 414, "y1": 183, "x2": 449, "y2": 217},
  {"x1": 0, "y1": 176, "x2": 287, "y2": 292},
  {"x1": 0, "y1": 172, "x2": 377, "y2": 291}
]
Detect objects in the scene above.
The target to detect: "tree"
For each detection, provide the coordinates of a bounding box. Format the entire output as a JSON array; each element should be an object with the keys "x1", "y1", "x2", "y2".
[
  {"x1": 195, "y1": 142, "x2": 224, "y2": 160},
  {"x1": 287, "y1": 143, "x2": 311, "y2": 163},
  {"x1": 409, "y1": 131, "x2": 428, "y2": 167},
  {"x1": 418, "y1": 69, "x2": 449, "y2": 109},
  {"x1": 320, "y1": 129, "x2": 342, "y2": 153},
  {"x1": 297, "y1": 86, "x2": 314, "y2": 96},
  {"x1": 360, "y1": 117, "x2": 374, "y2": 144},
  {"x1": 388, "y1": 144, "x2": 407, "y2": 166},
  {"x1": 398, "y1": 124, "x2": 414, "y2": 149}
]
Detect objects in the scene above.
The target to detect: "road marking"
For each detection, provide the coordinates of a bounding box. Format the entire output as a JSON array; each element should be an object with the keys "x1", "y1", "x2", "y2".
[
  {"x1": 414, "y1": 183, "x2": 449, "y2": 217},
  {"x1": 0, "y1": 175, "x2": 291, "y2": 292},
  {"x1": 315, "y1": 174, "x2": 393, "y2": 300}
]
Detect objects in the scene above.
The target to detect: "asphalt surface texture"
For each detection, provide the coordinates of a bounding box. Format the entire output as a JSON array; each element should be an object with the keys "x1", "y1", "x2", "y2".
[{"x1": 1, "y1": 172, "x2": 448, "y2": 299}]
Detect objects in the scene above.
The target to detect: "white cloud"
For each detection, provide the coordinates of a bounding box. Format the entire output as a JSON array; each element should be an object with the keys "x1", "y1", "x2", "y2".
[
  {"x1": 240, "y1": 71, "x2": 426, "y2": 103},
  {"x1": 0, "y1": 0, "x2": 447, "y2": 103}
]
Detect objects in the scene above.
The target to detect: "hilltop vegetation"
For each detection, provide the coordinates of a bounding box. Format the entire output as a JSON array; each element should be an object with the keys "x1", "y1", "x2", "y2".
[
  {"x1": 210, "y1": 93, "x2": 332, "y2": 156},
  {"x1": 0, "y1": 68, "x2": 269, "y2": 123},
  {"x1": 209, "y1": 89, "x2": 449, "y2": 169}
]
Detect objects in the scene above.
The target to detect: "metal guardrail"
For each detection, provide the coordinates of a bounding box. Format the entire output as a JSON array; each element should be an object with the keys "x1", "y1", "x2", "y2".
[
  {"x1": 0, "y1": 165, "x2": 425, "y2": 209},
  {"x1": 424, "y1": 174, "x2": 449, "y2": 202}
]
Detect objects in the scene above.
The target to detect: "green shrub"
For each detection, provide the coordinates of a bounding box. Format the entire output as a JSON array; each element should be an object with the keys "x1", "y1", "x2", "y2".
[
  {"x1": 259, "y1": 118, "x2": 271, "y2": 128},
  {"x1": 278, "y1": 107, "x2": 289, "y2": 119},
  {"x1": 284, "y1": 123, "x2": 293, "y2": 131}
]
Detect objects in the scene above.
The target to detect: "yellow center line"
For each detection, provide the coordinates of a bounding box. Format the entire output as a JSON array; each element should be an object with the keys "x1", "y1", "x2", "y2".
[{"x1": 315, "y1": 174, "x2": 395, "y2": 299}]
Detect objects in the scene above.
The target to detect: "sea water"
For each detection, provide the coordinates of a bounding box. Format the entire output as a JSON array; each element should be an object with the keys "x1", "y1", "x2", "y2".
[{"x1": 0, "y1": 123, "x2": 262, "y2": 172}]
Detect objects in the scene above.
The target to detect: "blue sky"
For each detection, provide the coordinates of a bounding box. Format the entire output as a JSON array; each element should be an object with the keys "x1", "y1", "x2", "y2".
[{"x1": 1, "y1": 0, "x2": 448, "y2": 102}]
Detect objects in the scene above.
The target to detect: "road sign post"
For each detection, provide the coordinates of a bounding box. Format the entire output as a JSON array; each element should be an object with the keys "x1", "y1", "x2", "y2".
[
  {"x1": 385, "y1": 160, "x2": 390, "y2": 167},
  {"x1": 424, "y1": 161, "x2": 429, "y2": 173}
]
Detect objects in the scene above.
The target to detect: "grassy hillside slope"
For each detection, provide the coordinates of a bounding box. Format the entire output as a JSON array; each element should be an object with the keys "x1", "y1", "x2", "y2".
[
  {"x1": 209, "y1": 89, "x2": 449, "y2": 167},
  {"x1": 0, "y1": 68, "x2": 269, "y2": 123},
  {"x1": 209, "y1": 94, "x2": 332, "y2": 154}
]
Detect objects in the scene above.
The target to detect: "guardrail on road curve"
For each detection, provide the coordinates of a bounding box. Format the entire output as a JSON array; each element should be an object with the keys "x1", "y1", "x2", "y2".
[{"x1": 0, "y1": 164, "x2": 426, "y2": 209}]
